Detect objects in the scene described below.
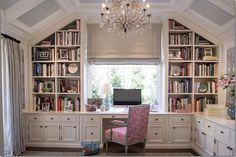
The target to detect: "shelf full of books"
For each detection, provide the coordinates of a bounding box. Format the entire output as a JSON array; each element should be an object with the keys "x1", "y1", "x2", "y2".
[
  {"x1": 167, "y1": 19, "x2": 219, "y2": 113},
  {"x1": 32, "y1": 19, "x2": 81, "y2": 112}
]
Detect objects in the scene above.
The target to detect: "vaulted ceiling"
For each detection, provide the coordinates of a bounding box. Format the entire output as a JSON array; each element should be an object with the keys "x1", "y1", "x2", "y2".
[{"x1": 0, "y1": 0, "x2": 235, "y2": 45}]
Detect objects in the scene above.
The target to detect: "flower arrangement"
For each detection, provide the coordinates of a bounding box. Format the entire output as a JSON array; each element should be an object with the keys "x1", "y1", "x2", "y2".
[{"x1": 218, "y1": 68, "x2": 235, "y2": 106}]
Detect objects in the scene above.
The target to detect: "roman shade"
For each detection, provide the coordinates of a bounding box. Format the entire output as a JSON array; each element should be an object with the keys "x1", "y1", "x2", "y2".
[{"x1": 87, "y1": 24, "x2": 162, "y2": 65}]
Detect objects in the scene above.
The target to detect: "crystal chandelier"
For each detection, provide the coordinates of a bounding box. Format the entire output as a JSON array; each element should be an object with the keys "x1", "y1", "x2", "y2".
[{"x1": 100, "y1": 0, "x2": 151, "y2": 35}]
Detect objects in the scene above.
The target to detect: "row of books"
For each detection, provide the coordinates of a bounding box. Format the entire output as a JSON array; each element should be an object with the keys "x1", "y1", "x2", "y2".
[
  {"x1": 168, "y1": 79, "x2": 192, "y2": 93},
  {"x1": 56, "y1": 32, "x2": 80, "y2": 46},
  {"x1": 194, "y1": 63, "x2": 217, "y2": 76},
  {"x1": 169, "y1": 33, "x2": 192, "y2": 45},
  {"x1": 194, "y1": 81, "x2": 217, "y2": 93},
  {"x1": 33, "y1": 80, "x2": 55, "y2": 93},
  {"x1": 32, "y1": 48, "x2": 55, "y2": 61},
  {"x1": 194, "y1": 97, "x2": 218, "y2": 112},
  {"x1": 168, "y1": 97, "x2": 192, "y2": 112},
  {"x1": 34, "y1": 96, "x2": 55, "y2": 112},
  {"x1": 58, "y1": 79, "x2": 79, "y2": 93},
  {"x1": 169, "y1": 63, "x2": 192, "y2": 76},
  {"x1": 57, "y1": 48, "x2": 80, "y2": 61},
  {"x1": 169, "y1": 20, "x2": 188, "y2": 30},
  {"x1": 33, "y1": 63, "x2": 55, "y2": 76},
  {"x1": 195, "y1": 36, "x2": 212, "y2": 45},
  {"x1": 57, "y1": 97, "x2": 80, "y2": 112}
]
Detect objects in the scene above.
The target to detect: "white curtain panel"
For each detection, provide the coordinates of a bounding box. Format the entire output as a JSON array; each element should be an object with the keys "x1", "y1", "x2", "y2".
[{"x1": 1, "y1": 37, "x2": 25, "y2": 156}]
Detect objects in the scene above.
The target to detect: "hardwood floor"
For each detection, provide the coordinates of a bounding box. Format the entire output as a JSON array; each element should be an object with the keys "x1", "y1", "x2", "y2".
[{"x1": 21, "y1": 144, "x2": 198, "y2": 156}]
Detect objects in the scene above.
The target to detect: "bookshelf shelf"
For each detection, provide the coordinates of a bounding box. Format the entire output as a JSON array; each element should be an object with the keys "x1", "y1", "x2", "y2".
[
  {"x1": 168, "y1": 19, "x2": 219, "y2": 113},
  {"x1": 32, "y1": 19, "x2": 81, "y2": 112}
]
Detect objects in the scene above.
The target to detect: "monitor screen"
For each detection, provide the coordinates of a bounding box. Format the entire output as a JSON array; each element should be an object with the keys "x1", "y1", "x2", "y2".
[{"x1": 113, "y1": 89, "x2": 141, "y2": 105}]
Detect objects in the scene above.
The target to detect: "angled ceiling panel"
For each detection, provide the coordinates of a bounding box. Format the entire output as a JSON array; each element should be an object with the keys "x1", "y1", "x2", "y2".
[
  {"x1": 79, "y1": 0, "x2": 170, "y2": 4},
  {"x1": 17, "y1": 0, "x2": 60, "y2": 27},
  {"x1": 0, "y1": 0, "x2": 20, "y2": 10},
  {"x1": 190, "y1": 0, "x2": 234, "y2": 26}
]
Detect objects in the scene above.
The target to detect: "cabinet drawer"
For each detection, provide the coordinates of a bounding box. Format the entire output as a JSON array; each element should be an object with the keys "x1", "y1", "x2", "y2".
[
  {"x1": 60, "y1": 115, "x2": 76, "y2": 122},
  {"x1": 83, "y1": 115, "x2": 101, "y2": 122},
  {"x1": 204, "y1": 120, "x2": 215, "y2": 133},
  {"x1": 84, "y1": 126, "x2": 100, "y2": 141},
  {"x1": 195, "y1": 117, "x2": 205, "y2": 128},
  {"x1": 102, "y1": 115, "x2": 128, "y2": 119},
  {"x1": 215, "y1": 125, "x2": 229, "y2": 140},
  {"x1": 172, "y1": 115, "x2": 191, "y2": 123},
  {"x1": 28, "y1": 115, "x2": 43, "y2": 122},
  {"x1": 44, "y1": 116, "x2": 59, "y2": 122},
  {"x1": 149, "y1": 115, "x2": 166, "y2": 123}
]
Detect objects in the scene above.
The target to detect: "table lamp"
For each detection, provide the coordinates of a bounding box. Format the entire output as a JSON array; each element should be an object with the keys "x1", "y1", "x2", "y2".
[{"x1": 101, "y1": 82, "x2": 113, "y2": 111}]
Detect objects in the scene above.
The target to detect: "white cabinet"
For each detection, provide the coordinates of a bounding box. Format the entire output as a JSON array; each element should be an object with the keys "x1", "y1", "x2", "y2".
[
  {"x1": 171, "y1": 125, "x2": 191, "y2": 143},
  {"x1": 194, "y1": 128, "x2": 206, "y2": 150},
  {"x1": 147, "y1": 124, "x2": 166, "y2": 143},
  {"x1": 28, "y1": 123, "x2": 44, "y2": 142},
  {"x1": 205, "y1": 134, "x2": 214, "y2": 155},
  {"x1": 44, "y1": 123, "x2": 60, "y2": 142},
  {"x1": 82, "y1": 115, "x2": 101, "y2": 142},
  {"x1": 215, "y1": 139, "x2": 234, "y2": 156},
  {"x1": 61, "y1": 124, "x2": 77, "y2": 143}
]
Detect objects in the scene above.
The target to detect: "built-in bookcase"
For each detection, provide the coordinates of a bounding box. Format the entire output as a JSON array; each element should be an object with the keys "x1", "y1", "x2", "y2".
[
  {"x1": 32, "y1": 20, "x2": 81, "y2": 112},
  {"x1": 168, "y1": 19, "x2": 219, "y2": 113}
]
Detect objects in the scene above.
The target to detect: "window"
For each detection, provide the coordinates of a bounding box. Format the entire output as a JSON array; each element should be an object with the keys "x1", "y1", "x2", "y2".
[{"x1": 89, "y1": 65, "x2": 160, "y2": 105}]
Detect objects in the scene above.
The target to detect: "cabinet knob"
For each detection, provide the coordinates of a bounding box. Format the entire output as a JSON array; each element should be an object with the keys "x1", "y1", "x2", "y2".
[
  {"x1": 220, "y1": 131, "x2": 224, "y2": 134},
  {"x1": 173, "y1": 127, "x2": 175, "y2": 129},
  {"x1": 73, "y1": 126, "x2": 76, "y2": 128},
  {"x1": 155, "y1": 132, "x2": 158, "y2": 135},
  {"x1": 34, "y1": 117, "x2": 37, "y2": 120},
  {"x1": 91, "y1": 118, "x2": 94, "y2": 120},
  {"x1": 40, "y1": 126, "x2": 43, "y2": 128},
  {"x1": 51, "y1": 118, "x2": 53, "y2": 120},
  {"x1": 91, "y1": 132, "x2": 94, "y2": 135},
  {"x1": 45, "y1": 126, "x2": 47, "y2": 128},
  {"x1": 67, "y1": 118, "x2": 70, "y2": 120},
  {"x1": 198, "y1": 121, "x2": 200, "y2": 123},
  {"x1": 208, "y1": 125, "x2": 211, "y2": 128},
  {"x1": 181, "y1": 118, "x2": 184, "y2": 121},
  {"x1": 155, "y1": 118, "x2": 158, "y2": 121},
  {"x1": 112, "y1": 115, "x2": 115, "y2": 118}
]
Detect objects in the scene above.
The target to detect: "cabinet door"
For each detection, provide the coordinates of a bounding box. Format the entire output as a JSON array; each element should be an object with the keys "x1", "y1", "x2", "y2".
[
  {"x1": 215, "y1": 139, "x2": 233, "y2": 156},
  {"x1": 84, "y1": 125, "x2": 100, "y2": 141},
  {"x1": 205, "y1": 134, "x2": 214, "y2": 155},
  {"x1": 28, "y1": 123, "x2": 44, "y2": 142},
  {"x1": 44, "y1": 123, "x2": 60, "y2": 142},
  {"x1": 171, "y1": 125, "x2": 191, "y2": 143},
  {"x1": 147, "y1": 125, "x2": 166, "y2": 143},
  {"x1": 195, "y1": 128, "x2": 206, "y2": 150},
  {"x1": 61, "y1": 123, "x2": 77, "y2": 143}
]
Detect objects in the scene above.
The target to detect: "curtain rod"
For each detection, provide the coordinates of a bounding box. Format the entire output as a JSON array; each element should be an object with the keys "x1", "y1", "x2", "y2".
[{"x1": 1, "y1": 33, "x2": 21, "y2": 44}]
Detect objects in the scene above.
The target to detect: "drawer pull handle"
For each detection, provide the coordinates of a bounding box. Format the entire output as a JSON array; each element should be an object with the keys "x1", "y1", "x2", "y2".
[
  {"x1": 40, "y1": 126, "x2": 43, "y2": 128},
  {"x1": 112, "y1": 115, "x2": 115, "y2": 118},
  {"x1": 45, "y1": 126, "x2": 47, "y2": 128},
  {"x1": 91, "y1": 132, "x2": 94, "y2": 135},
  {"x1": 155, "y1": 118, "x2": 158, "y2": 121},
  {"x1": 91, "y1": 118, "x2": 94, "y2": 120},
  {"x1": 73, "y1": 126, "x2": 76, "y2": 128},
  {"x1": 155, "y1": 132, "x2": 158, "y2": 135},
  {"x1": 173, "y1": 127, "x2": 175, "y2": 129},
  {"x1": 198, "y1": 121, "x2": 200, "y2": 123},
  {"x1": 220, "y1": 131, "x2": 224, "y2": 134},
  {"x1": 67, "y1": 118, "x2": 70, "y2": 120},
  {"x1": 208, "y1": 125, "x2": 211, "y2": 128},
  {"x1": 181, "y1": 118, "x2": 184, "y2": 121},
  {"x1": 202, "y1": 132, "x2": 206, "y2": 135},
  {"x1": 51, "y1": 118, "x2": 54, "y2": 120},
  {"x1": 34, "y1": 117, "x2": 37, "y2": 120}
]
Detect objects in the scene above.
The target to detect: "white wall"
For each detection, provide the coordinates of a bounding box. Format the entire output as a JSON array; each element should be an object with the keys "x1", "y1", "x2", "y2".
[{"x1": 0, "y1": 9, "x2": 4, "y2": 156}]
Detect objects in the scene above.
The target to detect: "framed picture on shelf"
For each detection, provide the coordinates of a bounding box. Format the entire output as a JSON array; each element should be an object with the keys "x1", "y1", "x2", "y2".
[
  {"x1": 39, "y1": 51, "x2": 50, "y2": 60},
  {"x1": 44, "y1": 81, "x2": 54, "y2": 92},
  {"x1": 59, "y1": 49, "x2": 68, "y2": 60},
  {"x1": 204, "y1": 48, "x2": 212, "y2": 57},
  {"x1": 169, "y1": 49, "x2": 182, "y2": 59}
]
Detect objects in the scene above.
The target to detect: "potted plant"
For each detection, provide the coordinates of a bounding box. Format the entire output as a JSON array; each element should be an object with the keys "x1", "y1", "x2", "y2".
[{"x1": 218, "y1": 69, "x2": 235, "y2": 119}]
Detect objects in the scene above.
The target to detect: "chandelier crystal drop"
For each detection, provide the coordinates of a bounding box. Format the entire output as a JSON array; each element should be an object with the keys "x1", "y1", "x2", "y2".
[{"x1": 100, "y1": 0, "x2": 152, "y2": 35}]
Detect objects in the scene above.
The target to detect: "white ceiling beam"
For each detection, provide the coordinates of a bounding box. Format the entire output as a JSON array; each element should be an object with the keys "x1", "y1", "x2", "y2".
[
  {"x1": 170, "y1": 0, "x2": 195, "y2": 12},
  {"x1": 55, "y1": 0, "x2": 78, "y2": 12},
  {"x1": 5, "y1": 0, "x2": 45, "y2": 22},
  {"x1": 208, "y1": 0, "x2": 234, "y2": 16}
]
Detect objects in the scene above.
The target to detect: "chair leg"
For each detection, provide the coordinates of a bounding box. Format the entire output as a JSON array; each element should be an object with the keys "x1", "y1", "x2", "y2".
[
  {"x1": 105, "y1": 140, "x2": 108, "y2": 153},
  {"x1": 125, "y1": 146, "x2": 128, "y2": 155},
  {"x1": 143, "y1": 139, "x2": 146, "y2": 154}
]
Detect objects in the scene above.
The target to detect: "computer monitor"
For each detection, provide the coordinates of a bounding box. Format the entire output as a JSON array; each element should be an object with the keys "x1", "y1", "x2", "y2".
[{"x1": 113, "y1": 89, "x2": 141, "y2": 106}]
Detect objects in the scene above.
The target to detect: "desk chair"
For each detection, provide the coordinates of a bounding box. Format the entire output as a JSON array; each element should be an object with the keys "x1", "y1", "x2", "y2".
[{"x1": 104, "y1": 105, "x2": 150, "y2": 155}]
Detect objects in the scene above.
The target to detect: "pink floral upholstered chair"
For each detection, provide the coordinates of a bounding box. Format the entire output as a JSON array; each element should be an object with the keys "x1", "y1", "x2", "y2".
[{"x1": 105, "y1": 105, "x2": 150, "y2": 154}]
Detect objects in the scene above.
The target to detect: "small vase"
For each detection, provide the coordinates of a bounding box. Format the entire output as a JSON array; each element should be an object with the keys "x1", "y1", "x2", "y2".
[{"x1": 227, "y1": 105, "x2": 235, "y2": 120}]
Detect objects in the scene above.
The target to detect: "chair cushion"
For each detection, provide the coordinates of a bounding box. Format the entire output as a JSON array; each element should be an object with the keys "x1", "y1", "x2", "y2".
[{"x1": 105, "y1": 127, "x2": 127, "y2": 144}]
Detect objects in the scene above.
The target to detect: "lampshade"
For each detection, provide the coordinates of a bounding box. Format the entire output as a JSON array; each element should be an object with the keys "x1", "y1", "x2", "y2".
[{"x1": 101, "y1": 82, "x2": 113, "y2": 96}]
